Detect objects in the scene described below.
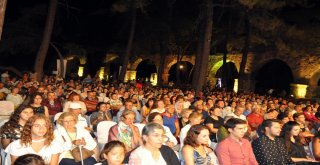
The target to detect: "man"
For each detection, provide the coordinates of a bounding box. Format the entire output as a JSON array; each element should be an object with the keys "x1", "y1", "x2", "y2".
[
  {"x1": 216, "y1": 118, "x2": 258, "y2": 165},
  {"x1": 252, "y1": 119, "x2": 293, "y2": 165},
  {"x1": 227, "y1": 105, "x2": 247, "y2": 121},
  {"x1": 83, "y1": 90, "x2": 99, "y2": 115},
  {"x1": 246, "y1": 104, "x2": 263, "y2": 131},
  {"x1": 194, "y1": 100, "x2": 209, "y2": 121},
  {"x1": 116, "y1": 99, "x2": 141, "y2": 123}
]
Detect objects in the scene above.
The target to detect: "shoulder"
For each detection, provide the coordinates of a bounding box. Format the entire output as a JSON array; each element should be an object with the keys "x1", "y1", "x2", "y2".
[{"x1": 182, "y1": 144, "x2": 194, "y2": 153}]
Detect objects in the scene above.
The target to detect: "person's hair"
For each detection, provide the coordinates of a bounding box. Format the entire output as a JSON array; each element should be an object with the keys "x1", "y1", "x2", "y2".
[
  {"x1": 57, "y1": 112, "x2": 78, "y2": 125},
  {"x1": 147, "y1": 112, "x2": 162, "y2": 123},
  {"x1": 14, "y1": 154, "x2": 45, "y2": 165},
  {"x1": 29, "y1": 92, "x2": 43, "y2": 104},
  {"x1": 280, "y1": 121, "x2": 300, "y2": 152},
  {"x1": 100, "y1": 141, "x2": 126, "y2": 161},
  {"x1": 67, "y1": 92, "x2": 81, "y2": 101},
  {"x1": 224, "y1": 118, "x2": 247, "y2": 130},
  {"x1": 96, "y1": 102, "x2": 108, "y2": 110},
  {"x1": 0, "y1": 104, "x2": 34, "y2": 135},
  {"x1": 181, "y1": 108, "x2": 193, "y2": 118},
  {"x1": 146, "y1": 98, "x2": 157, "y2": 109},
  {"x1": 142, "y1": 123, "x2": 165, "y2": 144},
  {"x1": 188, "y1": 112, "x2": 202, "y2": 120},
  {"x1": 20, "y1": 114, "x2": 54, "y2": 146},
  {"x1": 260, "y1": 119, "x2": 281, "y2": 134},
  {"x1": 209, "y1": 107, "x2": 220, "y2": 115},
  {"x1": 277, "y1": 112, "x2": 289, "y2": 121},
  {"x1": 184, "y1": 124, "x2": 209, "y2": 147},
  {"x1": 124, "y1": 98, "x2": 133, "y2": 104},
  {"x1": 120, "y1": 110, "x2": 136, "y2": 121},
  {"x1": 293, "y1": 112, "x2": 304, "y2": 120}
]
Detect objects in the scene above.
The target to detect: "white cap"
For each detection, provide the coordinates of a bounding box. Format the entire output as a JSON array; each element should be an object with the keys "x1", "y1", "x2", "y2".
[{"x1": 69, "y1": 102, "x2": 82, "y2": 109}]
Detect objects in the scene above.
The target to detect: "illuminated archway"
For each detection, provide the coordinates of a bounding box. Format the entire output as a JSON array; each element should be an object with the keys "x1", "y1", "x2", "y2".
[
  {"x1": 215, "y1": 62, "x2": 239, "y2": 90},
  {"x1": 136, "y1": 59, "x2": 157, "y2": 81},
  {"x1": 168, "y1": 61, "x2": 194, "y2": 84}
]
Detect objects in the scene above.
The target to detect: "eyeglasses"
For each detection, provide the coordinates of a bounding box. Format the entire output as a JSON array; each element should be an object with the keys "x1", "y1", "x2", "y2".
[{"x1": 63, "y1": 120, "x2": 75, "y2": 123}]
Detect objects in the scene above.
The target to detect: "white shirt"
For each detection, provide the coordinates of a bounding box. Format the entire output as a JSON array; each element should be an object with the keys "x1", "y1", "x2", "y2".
[
  {"x1": 163, "y1": 126, "x2": 177, "y2": 145},
  {"x1": 227, "y1": 112, "x2": 247, "y2": 121},
  {"x1": 129, "y1": 146, "x2": 167, "y2": 165},
  {"x1": 179, "y1": 124, "x2": 191, "y2": 148},
  {"x1": 5, "y1": 139, "x2": 61, "y2": 164}
]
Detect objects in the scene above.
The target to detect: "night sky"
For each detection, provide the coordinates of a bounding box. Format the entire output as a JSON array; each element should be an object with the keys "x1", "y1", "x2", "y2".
[{"x1": 0, "y1": 0, "x2": 319, "y2": 91}]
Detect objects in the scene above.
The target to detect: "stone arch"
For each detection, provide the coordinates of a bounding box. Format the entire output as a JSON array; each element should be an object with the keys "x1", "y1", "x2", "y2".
[
  {"x1": 135, "y1": 59, "x2": 158, "y2": 79},
  {"x1": 130, "y1": 58, "x2": 144, "y2": 71},
  {"x1": 309, "y1": 69, "x2": 320, "y2": 86},
  {"x1": 168, "y1": 61, "x2": 194, "y2": 84},
  {"x1": 164, "y1": 56, "x2": 195, "y2": 74},
  {"x1": 254, "y1": 59, "x2": 293, "y2": 96}
]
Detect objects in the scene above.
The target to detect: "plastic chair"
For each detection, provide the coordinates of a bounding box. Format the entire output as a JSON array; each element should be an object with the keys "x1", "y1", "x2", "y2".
[{"x1": 96, "y1": 121, "x2": 117, "y2": 151}]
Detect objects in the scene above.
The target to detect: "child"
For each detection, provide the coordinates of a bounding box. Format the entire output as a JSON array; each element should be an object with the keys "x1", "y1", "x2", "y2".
[{"x1": 100, "y1": 141, "x2": 126, "y2": 165}]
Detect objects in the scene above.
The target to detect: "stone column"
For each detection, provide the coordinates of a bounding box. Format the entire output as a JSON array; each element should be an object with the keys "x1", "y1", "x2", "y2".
[{"x1": 162, "y1": 73, "x2": 170, "y2": 85}]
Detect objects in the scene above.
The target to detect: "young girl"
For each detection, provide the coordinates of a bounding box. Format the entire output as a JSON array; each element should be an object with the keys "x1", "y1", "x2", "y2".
[
  {"x1": 5, "y1": 114, "x2": 60, "y2": 165},
  {"x1": 90, "y1": 102, "x2": 112, "y2": 132},
  {"x1": 100, "y1": 141, "x2": 126, "y2": 165}
]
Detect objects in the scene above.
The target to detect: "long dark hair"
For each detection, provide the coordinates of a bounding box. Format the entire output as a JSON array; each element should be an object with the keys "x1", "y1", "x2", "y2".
[
  {"x1": 0, "y1": 104, "x2": 34, "y2": 135},
  {"x1": 280, "y1": 121, "x2": 300, "y2": 152}
]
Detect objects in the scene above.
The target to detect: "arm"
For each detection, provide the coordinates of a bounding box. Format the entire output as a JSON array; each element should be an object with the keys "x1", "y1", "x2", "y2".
[
  {"x1": 1, "y1": 138, "x2": 11, "y2": 149},
  {"x1": 174, "y1": 119, "x2": 180, "y2": 137},
  {"x1": 11, "y1": 155, "x2": 18, "y2": 164},
  {"x1": 206, "y1": 123, "x2": 218, "y2": 134},
  {"x1": 247, "y1": 142, "x2": 259, "y2": 165},
  {"x1": 131, "y1": 125, "x2": 142, "y2": 147},
  {"x1": 49, "y1": 153, "x2": 59, "y2": 165},
  {"x1": 44, "y1": 106, "x2": 49, "y2": 117},
  {"x1": 181, "y1": 145, "x2": 195, "y2": 165},
  {"x1": 313, "y1": 137, "x2": 320, "y2": 160}
]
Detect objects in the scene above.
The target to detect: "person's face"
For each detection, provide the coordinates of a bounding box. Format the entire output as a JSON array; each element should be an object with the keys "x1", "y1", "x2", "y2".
[
  {"x1": 125, "y1": 102, "x2": 133, "y2": 110},
  {"x1": 144, "y1": 128, "x2": 165, "y2": 149},
  {"x1": 99, "y1": 104, "x2": 108, "y2": 112},
  {"x1": 296, "y1": 115, "x2": 305, "y2": 123},
  {"x1": 32, "y1": 119, "x2": 48, "y2": 139},
  {"x1": 229, "y1": 124, "x2": 247, "y2": 139},
  {"x1": 290, "y1": 125, "x2": 301, "y2": 136},
  {"x1": 212, "y1": 108, "x2": 222, "y2": 117},
  {"x1": 88, "y1": 92, "x2": 95, "y2": 99},
  {"x1": 148, "y1": 100, "x2": 154, "y2": 106},
  {"x1": 48, "y1": 93, "x2": 55, "y2": 100},
  {"x1": 266, "y1": 122, "x2": 281, "y2": 137},
  {"x1": 282, "y1": 117, "x2": 289, "y2": 124},
  {"x1": 235, "y1": 107, "x2": 244, "y2": 116},
  {"x1": 152, "y1": 115, "x2": 163, "y2": 125},
  {"x1": 166, "y1": 105, "x2": 175, "y2": 114},
  {"x1": 190, "y1": 116, "x2": 202, "y2": 125},
  {"x1": 73, "y1": 95, "x2": 80, "y2": 101},
  {"x1": 34, "y1": 95, "x2": 42, "y2": 104},
  {"x1": 20, "y1": 108, "x2": 34, "y2": 122},
  {"x1": 123, "y1": 114, "x2": 135, "y2": 125},
  {"x1": 70, "y1": 108, "x2": 82, "y2": 116},
  {"x1": 12, "y1": 88, "x2": 19, "y2": 94},
  {"x1": 112, "y1": 94, "x2": 117, "y2": 100},
  {"x1": 158, "y1": 101, "x2": 164, "y2": 108},
  {"x1": 217, "y1": 101, "x2": 224, "y2": 108},
  {"x1": 62, "y1": 116, "x2": 77, "y2": 130},
  {"x1": 196, "y1": 103, "x2": 203, "y2": 111},
  {"x1": 196, "y1": 129, "x2": 210, "y2": 145},
  {"x1": 103, "y1": 146, "x2": 125, "y2": 165}
]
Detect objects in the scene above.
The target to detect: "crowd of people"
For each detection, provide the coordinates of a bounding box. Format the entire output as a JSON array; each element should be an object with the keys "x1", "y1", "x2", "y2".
[{"x1": 0, "y1": 71, "x2": 320, "y2": 165}]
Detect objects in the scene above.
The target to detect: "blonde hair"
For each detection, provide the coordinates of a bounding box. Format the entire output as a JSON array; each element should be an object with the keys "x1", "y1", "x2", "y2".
[{"x1": 57, "y1": 112, "x2": 78, "y2": 125}]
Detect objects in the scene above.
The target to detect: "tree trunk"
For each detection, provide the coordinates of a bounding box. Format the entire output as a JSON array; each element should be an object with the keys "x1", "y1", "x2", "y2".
[
  {"x1": 158, "y1": 40, "x2": 166, "y2": 86},
  {"x1": 34, "y1": 0, "x2": 57, "y2": 81},
  {"x1": 0, "y1": 0, "x2": 8, "y2": 40},
  {"x1": 192, "y1": 0, "x2": 213, "y2": 94},
  {"x1": 50, "y1": 42, "x2": 64, "y2": 77},
  {"x1": 238, "y1": 11, "x2": 250, "y2": 92},
  {"x1": 119, "y1": 5, "x2": 137, "y2": 82}
]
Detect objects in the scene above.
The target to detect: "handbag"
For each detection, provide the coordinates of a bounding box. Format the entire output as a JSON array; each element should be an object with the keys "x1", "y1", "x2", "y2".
[
  {"x1": 71, "y1": 146, "x2": 94, "y2": 162},
  {"x1": 60, "y1": 132, "x2": 94, "y2": 162}
]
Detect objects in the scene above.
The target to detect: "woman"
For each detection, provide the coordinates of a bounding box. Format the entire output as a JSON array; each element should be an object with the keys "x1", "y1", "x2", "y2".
[
  {"x1": 148, "y1": 112, "x2": 177, "y2": 148},
  {"x1": 162, "y1": 104, "x2": 180, "y2": 137},
  {"x1": 14, "y1": 154, "x2": 45, "y2": 165},
  {"x1": 128, "y1": 123, "x2": 180, "y2": 165},
  {"x1": 130, "y1": 94, "x2": 141, "y2": 111},
  {"x1": 5, "y1": 114, "x2": 60, "y2": 165},
  {"x1": 99, "y1": 141, "x2": 126, "y2": 165},
  {"x1": 108, "y1": 110, "x2": 141, "y2": 152},
  {"x1": 205, "y1": 107, "x2": 224, "y2": 142},
  {"x1": 0, "y1": 104, "x2": 34, "y2": 149},
  {"x1": 303, "y1": 105, "x2": 318, "y2": 122},
  {"x1": 89, "y1": 102, "x2": 112, "y2": 132},
  {"x1": 178, "y1": 109, "x2": 193, "y2": 129},
  {"x1": 63, "y1": 92, "x2": 87, "y2": 114},
  {"x1": 141, "y1": 98, "x2": 157, "y2": 122},
  {"x1": 181, "y1": 124, "x2": 219, "y2": 165},
  {"x1": 280, "y1": 121, "x2": 317, "y2": 165},
  {"x1": 55, "y1": 112, "x2": 98, "y2": 165},
  {"x1": 29, "y1": 93, "x2": 49, "y2": 117}
]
